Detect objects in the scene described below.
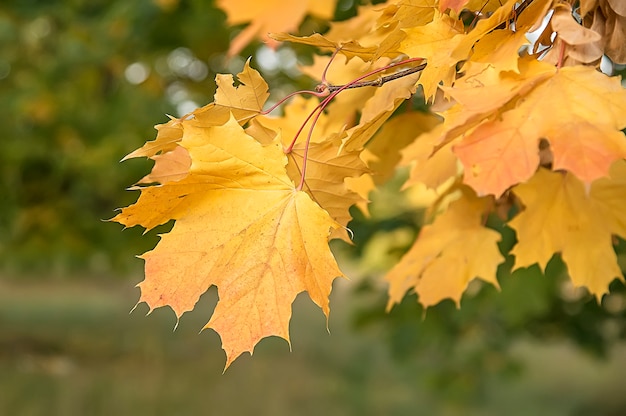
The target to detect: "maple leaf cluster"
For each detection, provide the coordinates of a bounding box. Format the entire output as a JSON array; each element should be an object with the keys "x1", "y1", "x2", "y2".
[{"x1": 113, "y1": 0, "x2": 626, "y2": 368}]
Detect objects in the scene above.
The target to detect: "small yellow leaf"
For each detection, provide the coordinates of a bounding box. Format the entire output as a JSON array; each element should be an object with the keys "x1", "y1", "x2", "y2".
[
  {"x1": 366, "y1": 111, "x2": 441, "y2": 183},
  {"x1": 270, "y1": 33, "x2": 381, "y2": 61},
  {"x1": 510, "y1": 164, "x2": 626, "y2": 298},
  {"x1": 400, "y1": 13, "x2": 465, "y2": 100},
  {"x1": 386, "y1": 188, "x2": 503, "y2": 309},
  {"x1": 135, "y1": 145, "x2": 191, "y2": 185}
]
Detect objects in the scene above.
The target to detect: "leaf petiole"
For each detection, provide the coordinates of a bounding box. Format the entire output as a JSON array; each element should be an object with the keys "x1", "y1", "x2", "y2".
[{"x1": 293, "y1": 56, "x2": 425, "y2": 190}]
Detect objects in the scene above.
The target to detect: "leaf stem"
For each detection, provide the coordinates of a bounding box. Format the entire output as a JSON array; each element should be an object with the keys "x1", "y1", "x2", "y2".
[
  {"x1": 261, "y1": 89, "x2": 329, "y2": 116},
  {"x1": 556, "y1": 39, "x2": 566, "y2": 70},
  {"x1": 321, "y1": 47, "x2": 342, "y2": 85},
  {"x1": 260, "y1": 47, "x2": 343, "y2": 116}
]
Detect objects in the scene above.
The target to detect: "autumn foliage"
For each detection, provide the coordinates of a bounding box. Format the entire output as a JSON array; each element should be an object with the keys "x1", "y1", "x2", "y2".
[{"x1": 113, "y1": 0, "x2": 626, "y2": 368}]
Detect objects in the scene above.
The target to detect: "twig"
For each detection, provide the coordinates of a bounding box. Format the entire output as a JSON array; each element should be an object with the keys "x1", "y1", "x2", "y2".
[{"x1": 325, "y1": 63, "x2": 427, "y2": 92}]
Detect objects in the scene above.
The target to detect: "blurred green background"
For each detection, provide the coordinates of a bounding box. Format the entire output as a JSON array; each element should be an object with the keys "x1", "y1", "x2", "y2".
[{"x1": 1, "y1": 0, "x2": 626, "y2": 415}]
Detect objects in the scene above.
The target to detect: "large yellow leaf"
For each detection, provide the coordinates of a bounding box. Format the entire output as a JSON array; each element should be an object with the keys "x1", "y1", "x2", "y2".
[
  {"x1": 386, "y1": 188, "x2": 503, "y2": 309},
  {"x1": 288, "y1": 139, "x2": 368, "y2": 241},
  {"x1": 247, "y1": 97, "x2": 369, "y2": 241},
  {"x1": 510, "y1": 162, "x2": 626, "y2": 298},
  {"x1": 113, "y1": 116, "x2": 344, "y2": 368}
]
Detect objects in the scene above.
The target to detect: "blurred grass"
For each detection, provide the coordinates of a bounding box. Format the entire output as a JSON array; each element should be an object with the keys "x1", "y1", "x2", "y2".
[{"x1": 1, "y1": 278, "x2": 626, "y2": 416}]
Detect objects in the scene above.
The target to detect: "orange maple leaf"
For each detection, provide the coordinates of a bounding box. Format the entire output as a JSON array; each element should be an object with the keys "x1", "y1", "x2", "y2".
[
  {"x1": 454, "y1": 65, "x2": 626, "y2": 196},
  {"x1": 113, "y1": 116, "x2": 345, "y2": 368},
  {"x1": 439, "y1": 0, "x2": 469, "y2": 13}
]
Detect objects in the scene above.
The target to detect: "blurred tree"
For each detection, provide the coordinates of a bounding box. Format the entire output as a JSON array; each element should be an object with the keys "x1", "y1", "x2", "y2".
[{"x1": 0, "y1": 0, "x2": 233, "y2": 276}]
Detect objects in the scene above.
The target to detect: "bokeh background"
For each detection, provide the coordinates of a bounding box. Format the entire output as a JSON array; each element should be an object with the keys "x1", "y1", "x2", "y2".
[{"x1": 2, "y1": 1, "x2": 626, "y2": 415}]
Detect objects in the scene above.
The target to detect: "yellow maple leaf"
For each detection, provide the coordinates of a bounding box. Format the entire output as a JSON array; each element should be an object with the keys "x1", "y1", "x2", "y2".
[
  {"x1": 400, "y1": 12, "x2": 465, "y2": 100},
  {"x1": 270, "y1": 32, "x2": 383, "y2": 61},
  {"x1": 401, "y1": 120, "x2": 459, "y2": 189},
  {"x1": 399, "y1": 0, "x2": 540, "y2": 100},
  {"x1": 386, "y1": 187, "x2": 503, "y2": 309},
  {"x1": 450, "y1": 0, "x2": 520, "y2": 57},
  {"x1": 218, "y1": 0, "x2": 336, "y2": 56},
  {"x1": 510, "y1": 162, "x2": 626, "y2": 298},
  {"x1": 462, "y1": 0, "x2": 514, "y2": 15},
  {"x1": 365, "y1": 111, "x2": 441, "y2": 183},
  {"x1": 378, "y1": 0, "x2": 437, "y2": 29},
  {"x1": 113, "y1": 116, "x2": 344, "y2": 368},
  {"x1": 469, "y1": 29, "x2": 529, "y2": 72}
]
